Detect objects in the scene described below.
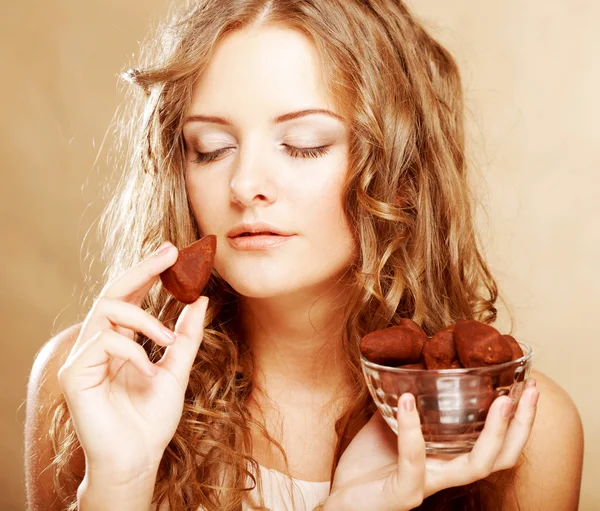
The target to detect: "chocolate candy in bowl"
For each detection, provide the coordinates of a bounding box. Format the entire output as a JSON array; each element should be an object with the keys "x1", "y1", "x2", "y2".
[
  {"x1": 360, "y1": 320, "x2": 534, "y2": 454},
  {"x1": 423, "y1": 325, "x2": 460, "y2": 370},
  {"x1": 360, "y1": 320, "x2": 426, "y2": 366}
]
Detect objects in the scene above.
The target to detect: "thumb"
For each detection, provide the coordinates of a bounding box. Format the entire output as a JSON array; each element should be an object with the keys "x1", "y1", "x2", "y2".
[{"x1": 158, "y1": 296, "x2": 209, "y2": 382}]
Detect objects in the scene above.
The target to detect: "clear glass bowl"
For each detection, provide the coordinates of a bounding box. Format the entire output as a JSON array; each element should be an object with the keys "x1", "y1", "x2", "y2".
[{"x1": 361, "y1": 341, "x2": 534, "y2": 454}]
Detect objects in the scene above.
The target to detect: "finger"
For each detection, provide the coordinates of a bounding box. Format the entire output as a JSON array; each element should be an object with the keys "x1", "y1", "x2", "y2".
[
  {"x1": 75, "y1": 296, "x2": 177, "y2": 355},
  {"x1": 492, "y1": 381, "x2": 540, "y2": 471},
  {"x1": 157, "y1": 296, "x2": 209, "y2": 387},
  {"x1": 76, "y1": 242, "x2": 178, "y2": 351},
  {"x1": 101, "y1": 241, "x2": 178, "y2": 305},
  {"x1": 436, "y1": 395, "x2": 513, "y2": 488},
  {"x1": 60, "y1": 329, "x2": 157, "y2": 393},
  {"x1": 393, "y1": 393, "x2": 426, "y2": 499},
  {"x1": 96, "y1": 298, "x2": 176, "y2": 346}
]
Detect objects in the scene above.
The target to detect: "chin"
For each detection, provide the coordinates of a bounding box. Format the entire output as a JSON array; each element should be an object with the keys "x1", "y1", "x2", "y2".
[
  {"x1": 218, "y1": 263, "x2": 351, "y2": 301},
  {"x1": 220, "y1": 267, "x2": 300, "y2": 298}
]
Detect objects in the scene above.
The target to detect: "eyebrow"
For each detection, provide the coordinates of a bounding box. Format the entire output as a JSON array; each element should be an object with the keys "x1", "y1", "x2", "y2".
[{"x1": 184, "y1": 108, "x2": 343, "y2": 125}]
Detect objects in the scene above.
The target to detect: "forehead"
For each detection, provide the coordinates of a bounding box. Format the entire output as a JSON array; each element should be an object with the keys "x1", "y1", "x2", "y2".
[{"x1": 189, "y1": 25, "x2": 339, "y2": 119}]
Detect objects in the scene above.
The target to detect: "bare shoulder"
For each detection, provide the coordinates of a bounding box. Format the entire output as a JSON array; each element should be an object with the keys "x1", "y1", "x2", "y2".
[
  {"x1": 528, "y1": 368, "x2": 584, "y2": 465},
  {"x1": 28, "y1": 323, "x2": 83, "y2": 393},
  {"x1": 25, "y1": 322, "x2": 85, "y2": 510},
  {"x1": 486, "y1": 368, "x2": 584, "y2": 510},
  {"x1": 531, "y1": 368, "x2": 581, "y2": 413}
]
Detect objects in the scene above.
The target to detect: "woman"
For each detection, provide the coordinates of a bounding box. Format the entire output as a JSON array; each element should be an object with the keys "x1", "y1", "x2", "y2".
[{"x1": 24, "y1": 1, "x2": 583, "y2": 510}]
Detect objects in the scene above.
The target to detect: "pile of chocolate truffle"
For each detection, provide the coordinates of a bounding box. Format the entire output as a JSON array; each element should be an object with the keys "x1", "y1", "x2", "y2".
[{"x1": 360, "y1": 318, "x2": 524, "y2": 369}]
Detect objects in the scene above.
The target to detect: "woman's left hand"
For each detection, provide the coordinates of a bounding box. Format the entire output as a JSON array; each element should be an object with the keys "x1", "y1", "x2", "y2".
[{"x1": 323, "y1": 379, "x2": 539, "y2": 511}]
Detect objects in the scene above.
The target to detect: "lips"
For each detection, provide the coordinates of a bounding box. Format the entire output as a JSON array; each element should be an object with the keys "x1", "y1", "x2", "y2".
[
  {"x1": 237, "y1": 232, "x2": 280, "y2": 237},
  {"x1": 226, "y1": 222, "x2": 293, "y2": 238},
  {"x1": 227, "y1": 232, "x2": 294, "y2": 251}
]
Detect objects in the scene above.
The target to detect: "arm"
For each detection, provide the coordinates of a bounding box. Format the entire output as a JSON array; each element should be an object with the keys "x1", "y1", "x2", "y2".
[
  {"x1": 484, "y1": 369, "x2": 584, "y2": 510},
  {"x1": 25, "y1": 322, "x2": 161, "y2": 511},
  {"x1": 25, "y1": 323, "x2": 85, "y2": 510}
]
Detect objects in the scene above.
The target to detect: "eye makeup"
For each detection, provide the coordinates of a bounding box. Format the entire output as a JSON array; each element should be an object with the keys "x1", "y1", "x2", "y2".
[{"x1": 190, "y1": 144, "x2": 331, "y2": 164}]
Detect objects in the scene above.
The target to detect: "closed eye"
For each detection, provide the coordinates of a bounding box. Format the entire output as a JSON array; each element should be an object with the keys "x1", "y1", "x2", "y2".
[
  {"x1": 283, "y1": 145, "x2": 330, "y2": 159},
  {"x1": 190, "y1": 145, "x2": 331, "y2": 165},
  {"x1": 191, "y1": 147, "x2": 233, "y2": 164}
]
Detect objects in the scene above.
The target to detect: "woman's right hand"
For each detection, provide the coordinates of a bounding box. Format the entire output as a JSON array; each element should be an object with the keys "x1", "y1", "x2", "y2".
[
  {"x1": 57, "y1": 241, "x2": 209, "y2": 486},
  {"x1": 325, "y1": 381, "x2": 539, "y2": 511}
]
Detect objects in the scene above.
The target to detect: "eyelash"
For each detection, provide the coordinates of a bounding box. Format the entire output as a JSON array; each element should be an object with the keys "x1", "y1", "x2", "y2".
[{"x1": 191, "y1": 145, "x2": 331, "y2": 164}]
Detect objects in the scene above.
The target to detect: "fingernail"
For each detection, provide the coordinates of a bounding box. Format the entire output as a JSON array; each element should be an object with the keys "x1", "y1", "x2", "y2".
[
  {"x1": 161, "y1": 327, "x2": 176, "y2": 343},
  {"x1": 146, "y1": 364, "x2": 158, "y2": 376},
  {"x1": 402, "y1": 394, "x2": 415, "y2": 412},
  {"x1": 155, "y1": 242, "x2": 173, "y2": 256},
  {"x1": 530, "y1": 389, "x2": 540, "y2": 406},
  {"x1": 526, "y1": 378, "x2": 537, "y2": 388}
]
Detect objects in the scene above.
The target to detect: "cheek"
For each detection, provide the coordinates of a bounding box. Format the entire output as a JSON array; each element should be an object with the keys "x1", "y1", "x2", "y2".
[
  {"x1": 184, "y1": 172, "x2": 225, "y2": 233},
  {"x1": 297, "y1": 162, "x2": 355, "y2": 254},
  {"x1": 310, "y1": 182, "x2": 346, "y2": 231}
]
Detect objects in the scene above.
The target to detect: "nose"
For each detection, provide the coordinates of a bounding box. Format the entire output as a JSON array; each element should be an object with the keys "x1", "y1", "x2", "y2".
[{"x1": 229, "y1": 140, "x2": 278, "y2": 208}]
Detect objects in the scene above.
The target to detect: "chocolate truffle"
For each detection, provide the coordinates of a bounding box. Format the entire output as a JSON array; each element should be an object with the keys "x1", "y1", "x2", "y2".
[
  {"x1": 453, "y1": 320, "x2": 513, "y2": 368},
  {"x1": 360, "y1": 323, "x2": 427, "y2": 366},
  {"x1": 502, "y1": 334, "x2": 525, "y2": 361},
  {"x1": 423, "y1": 324, "x2": 460, "y2": 370},
  {"x1": 159, "y1": 235, "x2": 216, "y2": 304}
]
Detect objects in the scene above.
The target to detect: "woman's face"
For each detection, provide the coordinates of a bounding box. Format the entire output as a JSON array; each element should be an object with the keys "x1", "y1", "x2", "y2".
[{"x1": 183, "y1": 25, "x2": 357, "y2": 298}]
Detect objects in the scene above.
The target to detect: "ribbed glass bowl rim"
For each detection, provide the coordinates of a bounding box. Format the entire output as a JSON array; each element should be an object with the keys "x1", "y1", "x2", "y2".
[{"x1": 360, "y1": 341, "x2": 534, "y2": 374}]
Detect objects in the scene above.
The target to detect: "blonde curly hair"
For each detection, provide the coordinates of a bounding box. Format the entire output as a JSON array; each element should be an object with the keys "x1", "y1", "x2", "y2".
[{"x1": 46, "y1": 1, "x2": 517, "y2": 509}]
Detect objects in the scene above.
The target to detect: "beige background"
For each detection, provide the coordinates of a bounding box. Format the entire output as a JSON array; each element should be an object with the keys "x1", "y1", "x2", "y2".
[{"x1": 2, "y1": 0, "x2": 597, "y2": 509}]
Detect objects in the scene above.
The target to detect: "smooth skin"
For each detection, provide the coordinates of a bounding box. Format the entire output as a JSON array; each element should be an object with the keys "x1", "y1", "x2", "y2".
[{"x1": 25, "y1": 23, "x2": 584, "y2": 511}]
